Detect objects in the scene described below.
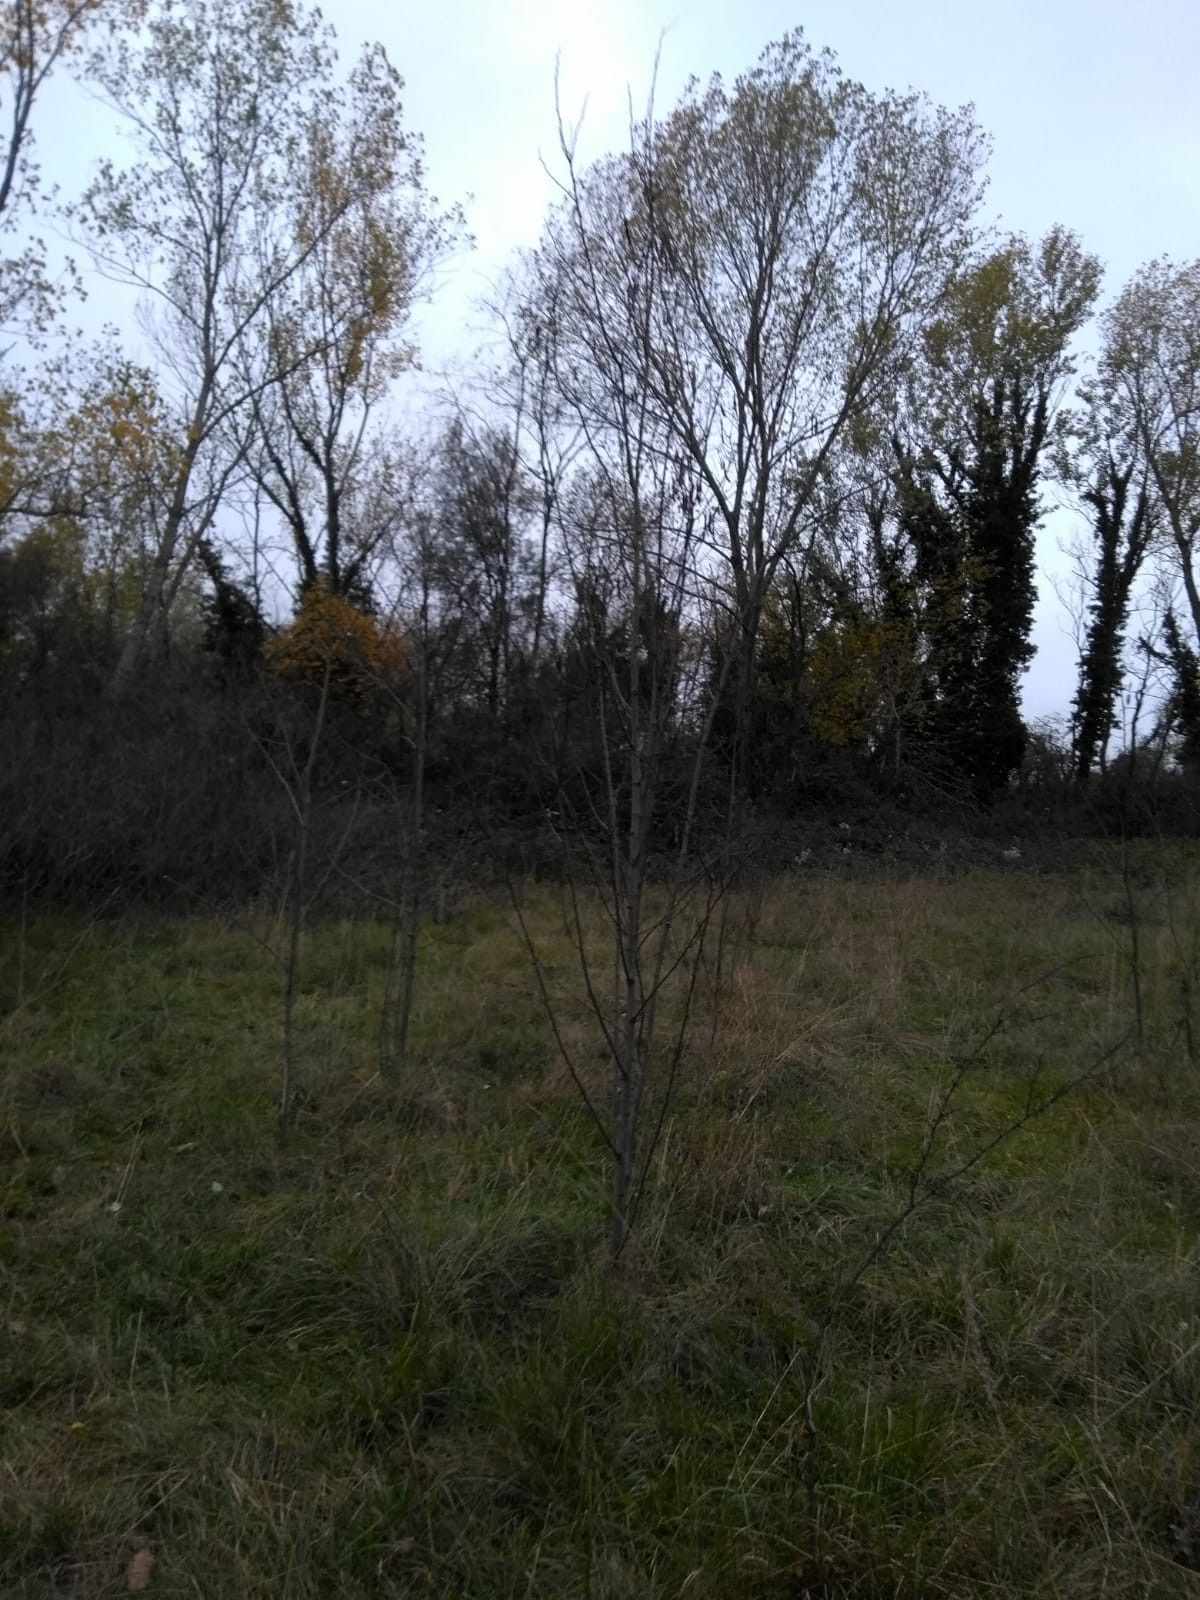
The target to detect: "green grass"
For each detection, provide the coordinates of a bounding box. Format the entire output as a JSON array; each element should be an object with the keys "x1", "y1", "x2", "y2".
[{"x1": 3, "y1": 853, "x2": 1200, "y2": 1596}]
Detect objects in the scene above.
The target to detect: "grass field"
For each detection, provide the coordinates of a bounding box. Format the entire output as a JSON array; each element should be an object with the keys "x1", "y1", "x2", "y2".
[{"x1": 3, "y1": 850, "x2": 1200, "y2": 1597}]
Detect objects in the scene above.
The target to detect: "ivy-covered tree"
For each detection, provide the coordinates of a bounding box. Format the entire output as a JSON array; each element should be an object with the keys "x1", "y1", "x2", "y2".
[
  {"x1": 1069, "y1": 441, "x2": 1155, "y2": 781},
  {"x1": 894, "y1": 228, "x2": 1101, "y2": 798}
]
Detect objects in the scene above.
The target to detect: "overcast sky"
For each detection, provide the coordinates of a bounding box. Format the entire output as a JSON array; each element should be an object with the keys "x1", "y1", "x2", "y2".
[{"x1": 42, "y1": 0, "x2": 1200, "y2": 719}]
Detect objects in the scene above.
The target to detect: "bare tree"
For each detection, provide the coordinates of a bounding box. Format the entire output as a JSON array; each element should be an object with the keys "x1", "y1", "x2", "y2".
[
  {"x1": 423, "y1": 415, "x2": 540, "y2": 722},
  {"x1": 80, "y1": 0, "x2": 416, "y2": 693},
  {"x1": 494, "y1": 49, "x2": 983, "y2": 1260},
  {"x1": 245, "y1": 41, "x2": 457, "y2": 604},
  {"x1": 528, "y1": 36, "x2": 984, "y2": 802},
  {"x1": 1101, "y1": 260, "x2": 1200, "y2": 649},
  {"x1": 266, "y1": 658, "x2": 332, "y2": 1146},
  {"x1": 507, "y1": 85, "x2": 741, "y2": 1263},
  {"x1": 0, "y1": 0, "x2": 142, "y2": 334},
  {"x1": 485, "y1": 286, "x2": 584, "y2": 672},
  {"x1": 376, "y1": 477, "x2": 435, "y2": 1082}
]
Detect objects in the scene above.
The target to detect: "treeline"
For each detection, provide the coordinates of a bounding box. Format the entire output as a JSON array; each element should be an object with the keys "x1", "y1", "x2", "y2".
[{"x1": 1, "y1": 1, "x2": 1199, "y2": 907}]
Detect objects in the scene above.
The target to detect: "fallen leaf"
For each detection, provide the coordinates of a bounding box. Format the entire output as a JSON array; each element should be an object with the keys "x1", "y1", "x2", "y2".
[{"x1": 126, "y1": 1547, "x2": 156, "y2": 1592}]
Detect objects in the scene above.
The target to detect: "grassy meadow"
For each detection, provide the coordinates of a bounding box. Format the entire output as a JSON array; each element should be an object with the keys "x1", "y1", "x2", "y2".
[{"x1": 3, "y1": 848, "x2": 1200, "y2": 1597}]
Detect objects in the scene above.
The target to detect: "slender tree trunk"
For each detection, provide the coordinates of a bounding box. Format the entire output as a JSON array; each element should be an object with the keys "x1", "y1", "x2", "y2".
[
  {"x1": 611, "y1": 546, "x2": 646, "y2": 1262},
  {"x1": 279, "y1": 659, "x2": 332, "y2": 1144},
  {"x1": 389, "y1": 609, "x2": 427, "y2": 1077},
  {"x1": 1177, "y1": 533, "x2": 1200, "y2": 649},
  {"x1": 108, "y1": 386, "x2": 212, "y2": 698},
  {"x1": 382, "y1": 537, "x2": 431, "y2": 1079}
]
